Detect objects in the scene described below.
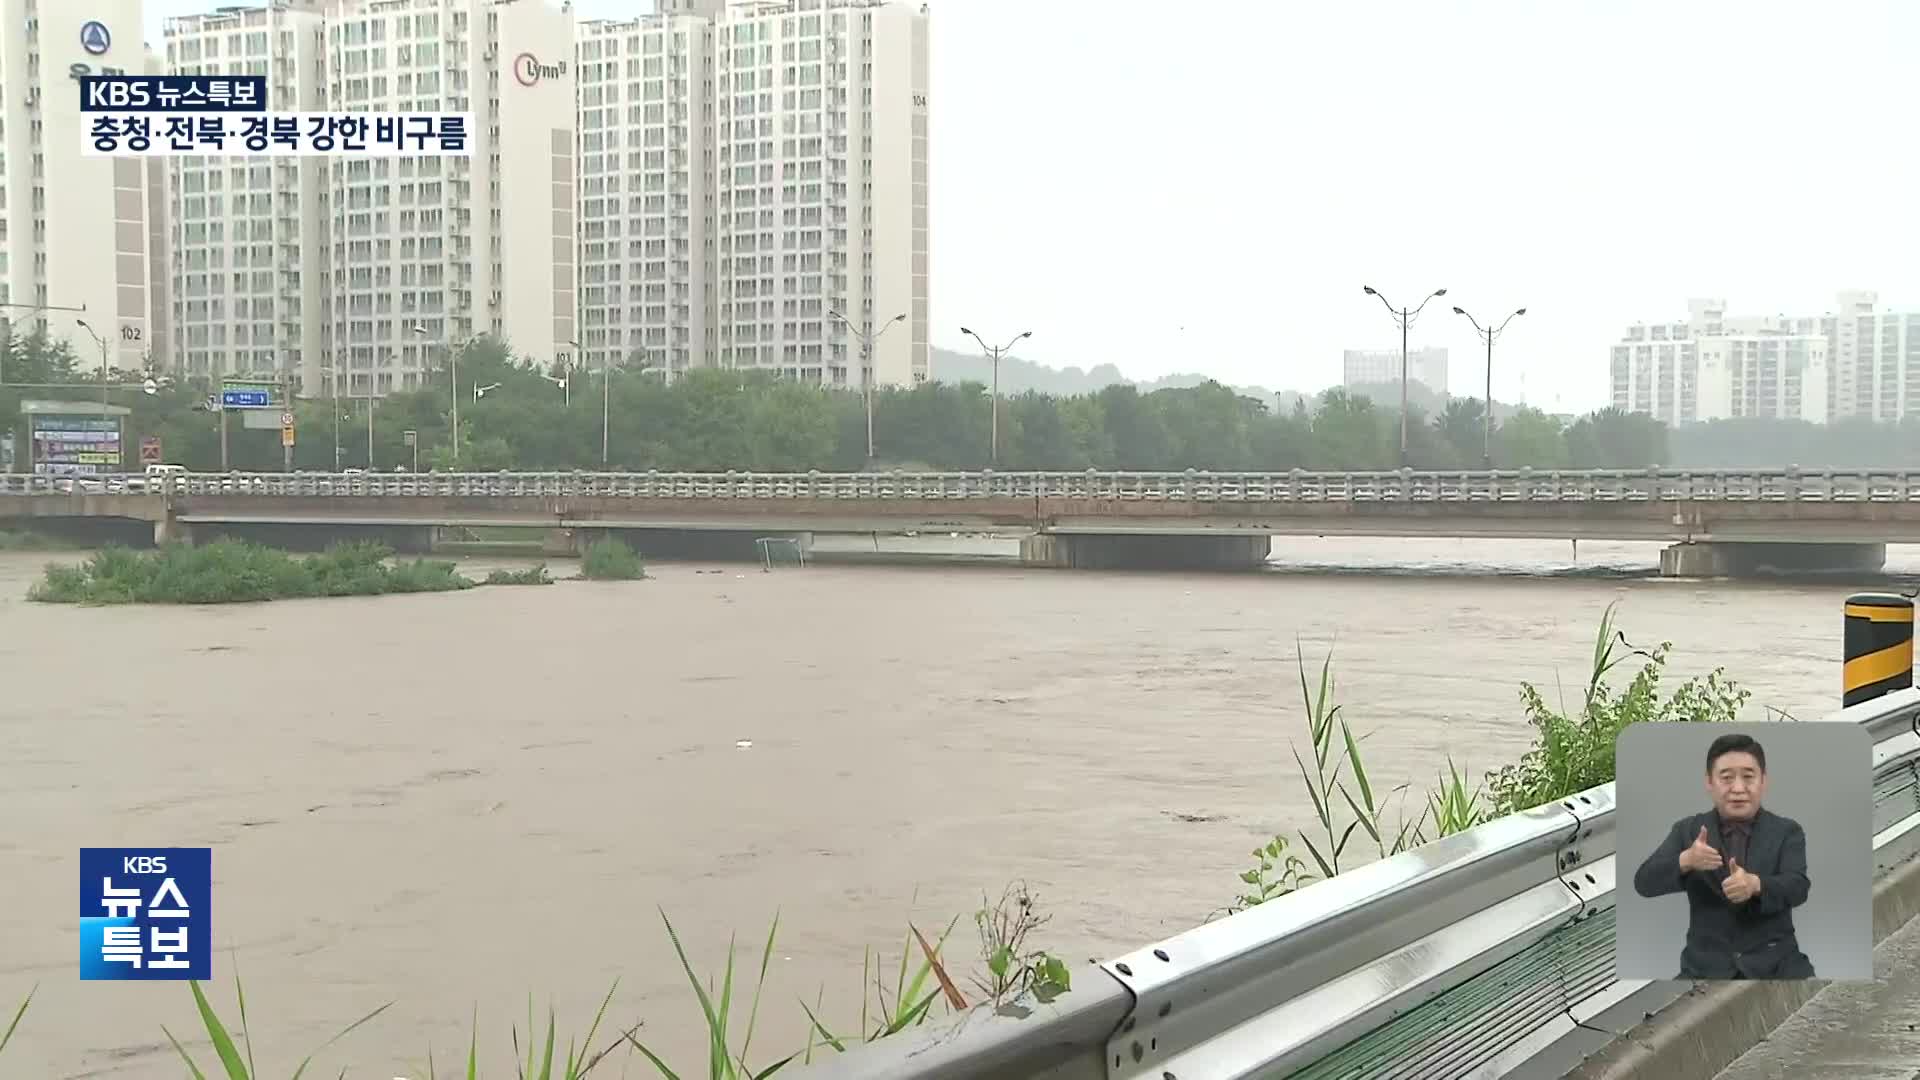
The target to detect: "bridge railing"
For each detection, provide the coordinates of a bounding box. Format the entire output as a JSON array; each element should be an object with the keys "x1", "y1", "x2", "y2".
[
  {"x1": 793, "y1": 692, "x2": 1920, "y2": 1080},
  {"x1": 7, "y1": 468, "x2": 1920, "y2": 502}
]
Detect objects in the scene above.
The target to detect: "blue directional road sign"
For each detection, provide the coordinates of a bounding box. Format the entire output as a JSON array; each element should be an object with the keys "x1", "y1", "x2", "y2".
[{"x1": 219, "y1": 389, "x2": 272, "y2": 409}]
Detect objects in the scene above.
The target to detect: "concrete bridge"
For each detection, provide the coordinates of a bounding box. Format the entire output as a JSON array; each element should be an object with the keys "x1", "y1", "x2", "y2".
[{"x1": 6, "y1": 468, "x2": 1920, "y2": 573}]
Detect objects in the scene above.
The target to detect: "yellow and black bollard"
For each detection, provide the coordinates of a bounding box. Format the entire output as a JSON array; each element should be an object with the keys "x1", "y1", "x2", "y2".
[{"x1": 1843, "y1": 593, "x2": 1914, "y2": 706}]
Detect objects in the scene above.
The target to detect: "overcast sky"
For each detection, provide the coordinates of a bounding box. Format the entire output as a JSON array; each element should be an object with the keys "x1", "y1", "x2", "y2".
[{"x1": 144, "y1": 0, "x2": 1917, "y2": 411}]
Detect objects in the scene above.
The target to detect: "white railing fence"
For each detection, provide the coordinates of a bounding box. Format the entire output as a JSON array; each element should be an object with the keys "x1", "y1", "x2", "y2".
[{"x1": 7, "y1": 468, "x2": 1920, "y2": 502}]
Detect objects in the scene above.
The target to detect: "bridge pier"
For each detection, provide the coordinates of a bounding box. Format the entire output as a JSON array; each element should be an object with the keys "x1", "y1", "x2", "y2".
[
  {"x1": 1660, "y1": 541, "x2": 1887, "y2": 579},
  {"x1": 154, "y1": 516, "x2": 193, "y2": 547},
  {"x1": 1020, "y1": 532, "x2": 1271, "y2": 570}
]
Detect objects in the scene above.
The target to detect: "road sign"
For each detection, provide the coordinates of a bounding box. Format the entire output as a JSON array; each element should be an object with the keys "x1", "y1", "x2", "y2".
[
  {"x1": 280, "y1": 411, "x2": 295, "y2": 428},
  {"x1": 281, "y1": 424, "x2": 295, "y2": 448},
  {"x1": 139, "y1": 436, "x2": 162, "y2": 464},
  {"x1": 402, "y1": 429, "x2": 417, "y2": 447},
  {"x1": 220, "y1": 388, "x2": 271, "y2": 409}
]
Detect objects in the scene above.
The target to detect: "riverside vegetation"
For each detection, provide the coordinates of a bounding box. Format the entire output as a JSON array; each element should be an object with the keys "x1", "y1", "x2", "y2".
[
  {"x1": 25, "y1": 537, "x2": 650, "y2": 604},
  {"x1": 17, "y1": 325, "x2": 1920, "y2": 476},
  {"x1": 2, "y1": 602, "x2": 1750, "y2": 1074}
]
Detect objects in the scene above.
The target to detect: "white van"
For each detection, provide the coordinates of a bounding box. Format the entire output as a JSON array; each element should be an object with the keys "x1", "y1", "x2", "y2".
[{"x1": 142, "y1": 464, "x2": 189, "y2": 492}]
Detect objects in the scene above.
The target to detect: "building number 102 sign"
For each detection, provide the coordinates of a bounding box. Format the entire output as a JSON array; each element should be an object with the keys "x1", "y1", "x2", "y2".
[{"x1": 79, "y1": 847, "x2": 211, "y2": 980}]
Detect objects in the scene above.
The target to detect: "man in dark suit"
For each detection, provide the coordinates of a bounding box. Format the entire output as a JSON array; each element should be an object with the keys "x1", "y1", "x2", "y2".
[{"x1": 1631, "y1": 732, "x2": 1815, "y2": 979}]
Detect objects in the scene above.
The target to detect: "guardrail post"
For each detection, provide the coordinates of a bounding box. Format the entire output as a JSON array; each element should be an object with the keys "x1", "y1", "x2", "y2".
[{"x1": 1845, "y1": 593, "x2": 1914, "y2": 707}]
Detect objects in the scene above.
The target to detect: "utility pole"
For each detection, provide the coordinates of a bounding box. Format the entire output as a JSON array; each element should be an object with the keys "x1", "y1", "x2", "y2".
[
  {"x1": 829, "y1": 310, "x2": 906, "y2": 464},
  {"x1": 603, "y1": 347, "x2": 615, "y2": 467},
  {"x1": 281, "y1": 369, "x2": 293, "y2": 473},
  {"x1": 1362, "y1": 285, "x2": 1448, "y2": 468},
  {"x1": 73, "y1": 319, "x2": 110, "y2": 406},
  {"x1": 330, "y1": 365, "x2": 342, "y2": 469},
  {"x1": 410, "y1": 326, "x2": 458, "y2": 466},
  {"x1": 1451, "y1": 304, "x2": 1527, "y2": 469},
  {"x1": 961, "y1": 327, "x2": 1033, "y2": 466}
]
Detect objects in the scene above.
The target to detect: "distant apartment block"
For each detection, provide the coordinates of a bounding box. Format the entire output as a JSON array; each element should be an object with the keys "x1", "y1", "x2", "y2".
[
  {"x1": 1611, "y1": 292, "x2": 1918, "y2": 424},
  {"x1": 164, "y1": 0, "x2": 327, "y2": 386},
  {"x1": 319, "y1": 0, "x2": 576, "y2": 397},
  {"x1": 575, "y1": 0, "x2": 930, "y2": 389},
  {"x1": 1, "y1": 0, "x2": 168, "y2": 372},
  {"x1": 32, "y1": 0, "x2": 928, "y2": 402},
  {"x1": 1343, "y1": 347, "x2": 1448, "y2": 396},
  {"x1": 165, "y1": 0, "x2": 576, "y2": 398}
]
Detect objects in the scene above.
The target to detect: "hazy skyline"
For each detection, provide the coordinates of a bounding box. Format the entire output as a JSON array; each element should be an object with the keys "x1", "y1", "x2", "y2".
[{"x1": 143, "y1": 0, "x2": 1918, "y2": 411}]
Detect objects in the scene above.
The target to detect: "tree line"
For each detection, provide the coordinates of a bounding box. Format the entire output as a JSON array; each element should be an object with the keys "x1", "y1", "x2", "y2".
[{"x1": 9, "y1": 329, "x2": 1920, "y2": 473}]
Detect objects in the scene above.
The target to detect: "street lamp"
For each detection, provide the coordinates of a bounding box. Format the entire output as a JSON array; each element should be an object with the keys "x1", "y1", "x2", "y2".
[
  {"x1": 474, "y1": 381, "x2": 502, "y2": 402},
  {"x1": 1362, "y1": 285, "x2": 1448, "y2": 468},
  {"x1": 828, "y1": 309, "x2": 906, "y2": 464},
  {"x1": 73, "y1": 318, "x2": 110, "y2": 405},
  {"x1": 1451, "y1": 304, "x2": 1527, "y2": 469},
  {"x1": 411, "y1": 324, "x2": 458, "y2": 465},
  {"x1": 960, "y1": 327, "x2": 1032, "y2": 466}
]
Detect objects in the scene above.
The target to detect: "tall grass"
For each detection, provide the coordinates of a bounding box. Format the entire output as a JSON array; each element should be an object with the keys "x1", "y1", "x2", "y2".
[
  {"x1": 27, "y1": 540, "x2": 476, "y2": 604},
  {"x1": 1237, "y1": 601, "x2": 1748, "y2": 908},
  {"x1": 579, "y1": 538, "x2": 645, "y2": 581},
  {"x1": 163, "y1": 975, "x2": 393, "y2": 1079},
  {"x1": 0, "y1": 987, "x2": 32, "y2": 1059},
  {"x1": 1484, "y1": 600, "x2": 1748, "y2": 816}
]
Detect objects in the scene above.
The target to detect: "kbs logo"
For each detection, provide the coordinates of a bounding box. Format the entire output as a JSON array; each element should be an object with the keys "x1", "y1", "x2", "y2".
[
  {"x1": 513, "y1": 53, "x2": 567, "y2": 87},
  {"x1": 79, "y1": 847, "x2": 211, "y2": 980}
]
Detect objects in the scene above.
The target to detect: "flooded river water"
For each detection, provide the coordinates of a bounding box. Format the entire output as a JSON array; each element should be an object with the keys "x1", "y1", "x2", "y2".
[{"x1": 1, "y1": 537, "x2": 1907, "y2": 1076}]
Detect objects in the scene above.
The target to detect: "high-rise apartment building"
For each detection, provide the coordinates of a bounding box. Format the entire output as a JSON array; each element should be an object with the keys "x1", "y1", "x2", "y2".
[
  {"x1": 1612, "y1": 294, "x2": 1919, "y2": 425},
  {"x1": 163, "y1": 1, "x2": 327, "y2": 386},
  {"x1": 576, "y1": 0, "x2": 929, "y2": 390},
  {"x1": 321, "y1": 0, "x2": 576, "y2": 397},
  {"x1": 1342, "y1": 347, "x2": 1448, "y2": 396},
  {"x1": 1, "y1": 0, "x2": 168, "y2": 373},
  {"x1": 166, "y1": 0, "x2": 575, "y2": 397}
]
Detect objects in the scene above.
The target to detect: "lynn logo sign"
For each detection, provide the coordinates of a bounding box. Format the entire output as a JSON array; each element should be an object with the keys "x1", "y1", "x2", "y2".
[
  {"x1": 79, "y1": 848, "x2": 211, "y2": 980},
  {"x1": 513, "y1": 53, "x2": 567, "y2": 87}
]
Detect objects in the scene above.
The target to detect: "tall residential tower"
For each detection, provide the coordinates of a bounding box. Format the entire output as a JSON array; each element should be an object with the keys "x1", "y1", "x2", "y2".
[
  {"x1": 576, "y1": 0, "x2": 929, "y2": 389},
  {"x1": 1, "y1": 0, "x2": 167, "y2": 373}
]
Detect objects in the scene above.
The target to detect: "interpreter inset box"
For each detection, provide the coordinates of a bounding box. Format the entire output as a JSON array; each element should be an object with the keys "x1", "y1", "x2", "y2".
[{"x1": 1615, "y1": 723, "x2": 1871, "y2": 981}]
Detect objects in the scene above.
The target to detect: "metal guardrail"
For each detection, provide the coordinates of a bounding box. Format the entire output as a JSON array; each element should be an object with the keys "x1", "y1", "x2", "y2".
[
  {"x1": 795, "y1": 691, "x2": 1920, "y2": 1080},
  {"x1": 8, "y1": 468, "x2": 1920, "y2": 502}
]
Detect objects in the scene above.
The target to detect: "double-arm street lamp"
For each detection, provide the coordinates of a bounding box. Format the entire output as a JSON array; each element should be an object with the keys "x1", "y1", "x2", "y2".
[
  {"x1": 1451, "y1": 304, "x2": 1527, "y2": 469},
  {"x1": 960, "y1": 327, "x2": 1031, "y2": 466},
  {"x1": 317, "y1": 365, "x2": 373, "y2": 468},
  {"x1": 829, "y1": 309, "x2": 906, "y2": 463},
  {"x1": 1362, "y1": 285, "x2": 1447, "y2": 468},
  {"x1": 596, "y1": 341, "x2": 662, "y2": 467}
]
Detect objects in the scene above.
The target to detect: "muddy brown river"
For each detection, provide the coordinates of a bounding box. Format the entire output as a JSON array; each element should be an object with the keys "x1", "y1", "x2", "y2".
[{"x1": 0, "y1": 538, "x2": 1902, "y2": 1076}]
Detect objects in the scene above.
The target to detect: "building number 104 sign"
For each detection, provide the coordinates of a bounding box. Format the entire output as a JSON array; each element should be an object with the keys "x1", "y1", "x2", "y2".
[{"x1": 79, "y1": 847, "x2": 211, "y2": 980}]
